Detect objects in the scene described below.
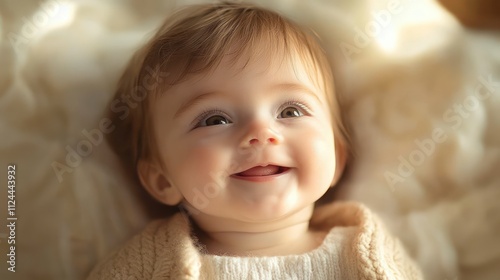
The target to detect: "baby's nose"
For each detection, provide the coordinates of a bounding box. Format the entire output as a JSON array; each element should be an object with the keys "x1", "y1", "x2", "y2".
[{"x1": 241, "y1": 120, "x2": 283, "y2": 147}]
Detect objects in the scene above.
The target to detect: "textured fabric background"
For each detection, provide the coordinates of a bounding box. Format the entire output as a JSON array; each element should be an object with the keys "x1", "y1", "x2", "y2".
[{"x1": 0, "y1": 0, "x2": 499, "y2": 279}]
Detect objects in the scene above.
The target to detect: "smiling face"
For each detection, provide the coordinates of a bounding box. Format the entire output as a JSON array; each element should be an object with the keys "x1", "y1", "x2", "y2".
[{"x1": 138, "y1": 50, "x2": 342, "y2": 225}]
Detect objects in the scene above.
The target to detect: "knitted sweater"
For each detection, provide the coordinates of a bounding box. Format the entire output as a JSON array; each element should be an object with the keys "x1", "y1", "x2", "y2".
[{"x1": 87, "y1": 202, "x2": 422, "y2": 279}]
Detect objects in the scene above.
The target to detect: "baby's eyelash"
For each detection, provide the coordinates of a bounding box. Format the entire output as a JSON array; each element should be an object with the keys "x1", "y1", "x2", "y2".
[
  {"x1": 191, "y1": 108, "x2": 228, "y2": 128},
  {"x1": 279, "y1": 100, "x2": 312, "y2": 115}
]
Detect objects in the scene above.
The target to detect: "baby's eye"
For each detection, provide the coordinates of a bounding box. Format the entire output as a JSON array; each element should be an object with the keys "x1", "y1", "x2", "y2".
[
  {"x1": 279, "y1": 107, "x2": 304, "y2": 118},
  {"x1": 192, "y1": 109, "x2": 232, "y2": 129},
  {"x1": 201, "y1": 115, "x2": 232, "y2": 126}
]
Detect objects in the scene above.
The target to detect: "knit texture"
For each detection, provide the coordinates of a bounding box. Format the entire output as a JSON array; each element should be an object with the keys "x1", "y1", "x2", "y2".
[{"x1": 87, "y1": 202, "x2": 422, "y2": 279}]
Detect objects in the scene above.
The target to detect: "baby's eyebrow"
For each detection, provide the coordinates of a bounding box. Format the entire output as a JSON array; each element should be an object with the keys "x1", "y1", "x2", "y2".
[
  {"x1": 174, "y1": 91, "x2": 221, "y2": 119},
  {"x1": 269, "y1": 83, "x2": 321, "y2": 103}
]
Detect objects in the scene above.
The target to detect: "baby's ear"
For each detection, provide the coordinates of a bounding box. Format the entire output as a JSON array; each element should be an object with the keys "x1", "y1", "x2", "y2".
[{"x1": 137, "y1": 159, "x2": 183, "y2": 205}]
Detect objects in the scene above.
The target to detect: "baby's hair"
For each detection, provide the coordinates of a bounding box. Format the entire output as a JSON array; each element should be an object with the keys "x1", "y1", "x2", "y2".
[{"x1": 105, "y1": 1, "x2": 350, "y2": 181}]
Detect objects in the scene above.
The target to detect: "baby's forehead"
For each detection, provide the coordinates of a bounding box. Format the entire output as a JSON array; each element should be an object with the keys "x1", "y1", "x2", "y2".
[
  {"x1": 150, "y1": 50, "x2": 333, "y2": 128},
  {"x1": 160, "y1": 47, "x2": 328, "y2": 98}
]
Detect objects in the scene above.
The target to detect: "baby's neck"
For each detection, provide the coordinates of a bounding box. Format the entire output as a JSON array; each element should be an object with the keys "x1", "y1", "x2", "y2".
[{"x1": 190, "y1": 206, "x2": 327, "y2": 256}]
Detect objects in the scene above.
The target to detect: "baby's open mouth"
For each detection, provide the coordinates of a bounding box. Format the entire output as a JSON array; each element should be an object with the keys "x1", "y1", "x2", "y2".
[{"x1": 234, "y1": 165, "x2": 290, "y2": 177}]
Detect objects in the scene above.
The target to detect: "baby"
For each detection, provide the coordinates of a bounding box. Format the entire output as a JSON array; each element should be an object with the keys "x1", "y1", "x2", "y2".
[{"x1": 89, "y1": 2, "x2": 422, "y2": 279}]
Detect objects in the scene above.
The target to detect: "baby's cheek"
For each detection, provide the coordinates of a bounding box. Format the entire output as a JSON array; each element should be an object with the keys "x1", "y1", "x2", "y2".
[
  {"x1": 175, "y1": 144, "x2": 233, "y2": 212},
  {"x1": 299, "y1": 127, "x2": 336, "y2": 186},
  {"x1": 178, "y1": 144, "x2": 228, "y2": 186}
]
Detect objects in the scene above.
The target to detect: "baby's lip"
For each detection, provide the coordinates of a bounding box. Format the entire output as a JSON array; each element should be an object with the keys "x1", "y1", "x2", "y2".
[{"x1": 232, "y1": 164, "x2": 290, "y2": 177}]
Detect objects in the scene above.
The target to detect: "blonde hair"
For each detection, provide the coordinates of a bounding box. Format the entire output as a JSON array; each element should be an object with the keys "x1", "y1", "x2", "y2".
[{"x1": 106, "y1": 1, "x2": 350, "y2": 179}]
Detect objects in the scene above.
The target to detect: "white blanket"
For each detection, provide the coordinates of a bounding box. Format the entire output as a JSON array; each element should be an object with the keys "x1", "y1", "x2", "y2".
[{"x1": 0, "y1": 0, "x2": 499, "y2": 279}]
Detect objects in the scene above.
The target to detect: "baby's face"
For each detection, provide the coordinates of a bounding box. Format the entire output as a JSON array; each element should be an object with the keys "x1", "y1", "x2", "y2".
[{"x1": 148, "y1": 52, "x2": 337, "y2": 222}]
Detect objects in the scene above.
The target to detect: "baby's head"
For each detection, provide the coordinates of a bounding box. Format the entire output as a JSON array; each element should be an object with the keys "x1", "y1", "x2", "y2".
[{"x1": 107, "y1": 1, "x2": 349, "y2": 222}]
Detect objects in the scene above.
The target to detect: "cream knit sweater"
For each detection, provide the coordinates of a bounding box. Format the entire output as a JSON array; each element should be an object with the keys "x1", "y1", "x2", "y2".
[{"x1": 88, "y1": 202, "x2": 422, "y2": 279}]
